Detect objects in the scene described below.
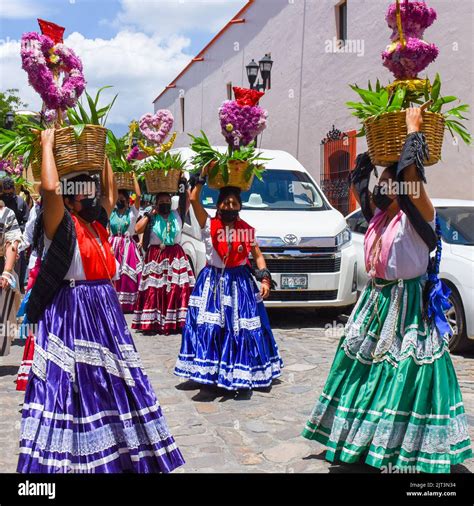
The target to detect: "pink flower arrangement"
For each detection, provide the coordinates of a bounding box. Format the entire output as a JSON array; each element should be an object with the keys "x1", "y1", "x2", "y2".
[
  {"x1": 386, "y1": 1, "x2": 437, "y2": 40},
  {"x1": 21, "y1": 31, "x2": 85, "y2": 111},
  {"x1": 382, "y1": 37, "x2": 439, "y2": 79},
  {"x1": 219, "y1": 100, "x2": 268, "y2": 147},
  {"x1": 0, "y1": 156, "x2": 24, "y2": 177},
  {"x1": 139, "y1": 110, "x2": 174, "y2": 145},
  {"x1": 126, "y1": 146, "x2": 140, "y2": 161},
  {"x1": 382, "y1": 0, "x2": 438, "y2": 79}
]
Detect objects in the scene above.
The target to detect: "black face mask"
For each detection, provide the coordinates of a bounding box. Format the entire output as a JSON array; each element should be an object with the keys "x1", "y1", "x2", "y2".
[
  {"x1": 158, "y1": 203, "x2": 171, "y2": 215},
  {"x1": 372, "y1": 185, "x2": 394, "y2": 211},
  {"x1": 219, "y1": 209, "x2": 239, "y2": 224},
  {"x1": 116, "y1": 201, "x2": 126, "y2": 210},
  {"x1": 77, "y1": 197, "x2": 102, "y2": 223}
]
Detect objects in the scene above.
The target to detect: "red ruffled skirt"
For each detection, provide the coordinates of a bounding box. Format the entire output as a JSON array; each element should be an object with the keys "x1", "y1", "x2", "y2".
[
  {"x1": 132, "y1": 244, "x2": 195, "y2": 335},
  {"x1": 16, "y1": 333, "x2": 34, "y2": 391}
]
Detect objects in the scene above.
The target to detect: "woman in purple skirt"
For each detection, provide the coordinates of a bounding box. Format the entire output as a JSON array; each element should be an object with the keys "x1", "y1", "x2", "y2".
[{"x1": 17, "y1": 129, "x2": 184, "y2": 473}]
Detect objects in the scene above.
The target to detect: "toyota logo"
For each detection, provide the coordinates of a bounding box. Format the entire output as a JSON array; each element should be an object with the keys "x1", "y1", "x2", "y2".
[{"x1": 283, "y1": 234, "x2": 298, "y2": 245}]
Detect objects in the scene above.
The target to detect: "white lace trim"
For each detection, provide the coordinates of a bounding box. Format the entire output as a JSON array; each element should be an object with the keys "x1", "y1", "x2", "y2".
[
  {"x1": 19, "y1": 443, "x2": 179, "y2": 472},
  {"x1": 20, "y1": 413, "x2": 175, "y2": 457},
  {"x1": 342, "y1": 282, "x2": 449, "y2": 366},
  {"x1": 190, "y1": 276, "x2": 262, "y2": 331},
  {"x1": 132, "y1": 308, "x2": 188, "y2": 325},
  {"x1": 175, "y1": 356, "x2": 282, "y2": 384},
  {"x1": 32, "y1": 334, "x2": 145, "y2": 386},
  {"x1": 116, "y1": 291, "x2": 138, "y2": 304},
  {"x1": 307, "y1": 401, "x2": 471, "y2": 455},
  {"x1": 22, "y1": 401, "x2": 163, "y2": 424}
]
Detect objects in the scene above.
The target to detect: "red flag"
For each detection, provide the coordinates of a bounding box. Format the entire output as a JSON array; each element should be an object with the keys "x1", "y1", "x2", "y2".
[
  {"x1": 233, "y1": 87, "x2": 264, "y2": 107},
  {"x1": 37, "y1": 19, "x2": 65, "y2": 44}
]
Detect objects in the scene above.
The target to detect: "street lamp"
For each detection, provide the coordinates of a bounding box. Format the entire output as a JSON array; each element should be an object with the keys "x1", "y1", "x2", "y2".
[
  {"x1": 4, "y1": 111, "x2": 14, "y2": 130},
  {"x1": 246, "y1": 53, "x2": 273, "y2": 92},
  {"x1": 259, "y1": 53, "x2": 273, "y2": 90}
]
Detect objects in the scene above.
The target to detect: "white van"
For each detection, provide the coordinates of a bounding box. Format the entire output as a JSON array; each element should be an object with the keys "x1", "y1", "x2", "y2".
[{"x1": 174, "y1": 147, "x2": 357, "y2": 309}]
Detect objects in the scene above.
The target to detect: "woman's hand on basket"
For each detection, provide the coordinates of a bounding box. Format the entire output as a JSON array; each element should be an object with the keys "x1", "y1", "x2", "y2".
[
  {"x1": 406, "y1": 107, "x2": 423, "y2": 134},
  {"x1": 40, "y1": 128, "x2": 55, "y2": 151}
]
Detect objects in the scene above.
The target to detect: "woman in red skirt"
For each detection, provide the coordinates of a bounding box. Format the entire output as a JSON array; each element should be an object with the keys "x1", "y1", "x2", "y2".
[{"x1": 132, "y1": 192, "x2": 195, "y2": 334}]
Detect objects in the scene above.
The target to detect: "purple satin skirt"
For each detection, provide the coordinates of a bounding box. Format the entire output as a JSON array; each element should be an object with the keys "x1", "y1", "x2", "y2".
[{"x1": 17, "y1": 280, "x2": 185, "y2": 473}]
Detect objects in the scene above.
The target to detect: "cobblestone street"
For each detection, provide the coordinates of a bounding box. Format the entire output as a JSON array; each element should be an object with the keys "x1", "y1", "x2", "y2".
[{"x1": 1, "y1": 309, "x2": 473, "y2": 474}]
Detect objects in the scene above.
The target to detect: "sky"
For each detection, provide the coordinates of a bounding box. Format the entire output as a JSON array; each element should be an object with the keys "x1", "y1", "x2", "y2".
[{"x1": 0, "y1": 0, "x2": 248, "y2": 135}]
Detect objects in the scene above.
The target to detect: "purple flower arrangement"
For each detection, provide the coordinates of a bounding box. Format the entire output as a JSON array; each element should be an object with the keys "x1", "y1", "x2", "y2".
[
  {"x1": 20, "y1": 31, "x2": 86, "y2": 111},
  {"x1": 382, "y1": 37, "x2": 439, "y2": 79},
  {"x1": 126, "y1": 146, "x2": 140, "y2": 161},
  {"x1": 219, "y1": 100, "x2": 268, "y2": 147},
  {"x1": 385, "y1": 0, "x2": 437, "y2": 40},
  {"x1": 0, "y1": 156, "x2": 24, "y2": 177},
  {"x1": 382, "y1": 0, "x2": 438, "y2": 79}
]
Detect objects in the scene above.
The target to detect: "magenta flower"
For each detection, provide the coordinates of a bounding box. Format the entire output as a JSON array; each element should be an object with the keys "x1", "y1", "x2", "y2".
[
  {"x1": 126, "y1": 146, "x2": 140, "y2": 161},
  {"x1": 382, "y1": 37, "x2": 439, "y2": 79},
  {"x1": 219, "y1": 100, "x2": 268, "y2": 147},
  {"x1": 20, "y1": 32, "x2": 86, "y2": 111},
  {"x1": 386, "y1": 1, "x2": 437, "y2": 40}
]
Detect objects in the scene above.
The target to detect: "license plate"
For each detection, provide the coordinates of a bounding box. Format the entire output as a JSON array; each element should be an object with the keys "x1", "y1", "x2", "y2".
[{"x1": 280, "y1": 274, "x2": 308, "y2": 290}]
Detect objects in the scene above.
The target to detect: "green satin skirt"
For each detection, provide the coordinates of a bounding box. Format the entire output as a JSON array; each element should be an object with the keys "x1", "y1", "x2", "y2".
[{"x1": 302, "y1": 276, "x2": 472, "y2": 473}]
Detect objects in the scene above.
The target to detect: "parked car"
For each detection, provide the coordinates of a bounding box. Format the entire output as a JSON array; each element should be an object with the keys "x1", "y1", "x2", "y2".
[
  {"x1": 346, "y1": 199, "x2": 474, "y2": 352},
  {"x1": 174, "y1": 146, "x2": 358, "y2": 309}
]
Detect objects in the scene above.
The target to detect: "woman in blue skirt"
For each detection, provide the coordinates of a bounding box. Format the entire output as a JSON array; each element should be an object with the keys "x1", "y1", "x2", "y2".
[
  {"x1": 174, "y1": 167, "x2": 283, "y2": 391},
  {"x1": 17, "y1": 129, "x2": 184, "y2": 473}
]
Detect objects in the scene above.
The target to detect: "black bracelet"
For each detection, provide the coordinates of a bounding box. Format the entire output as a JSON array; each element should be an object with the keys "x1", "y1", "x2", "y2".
[{"x1": 196, "y1": 175, "x2": 207, "y2": 186}]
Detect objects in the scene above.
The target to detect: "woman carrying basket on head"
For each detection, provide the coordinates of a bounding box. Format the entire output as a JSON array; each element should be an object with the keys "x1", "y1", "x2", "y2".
[
  {"x1": 17, "y1": 129, "x2": 184, "y2": 473},
  {"x1": 109, "y1": 175, "x2": 143, "y2": 313},
  {"x1": 174, "y1": 165, "x2": 283, "y2": 391},
  {"x1": 301, "y1": 107, "x2": 472, "y2": 473},
  {"x1": 132, "y1": 182, "x2": 195, "y2": 335}
]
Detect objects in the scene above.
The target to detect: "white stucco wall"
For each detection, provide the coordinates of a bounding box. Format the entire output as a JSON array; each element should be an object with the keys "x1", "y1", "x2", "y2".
[{"x1": 154, "y1": 0, "x2": 474, "y2": 200}]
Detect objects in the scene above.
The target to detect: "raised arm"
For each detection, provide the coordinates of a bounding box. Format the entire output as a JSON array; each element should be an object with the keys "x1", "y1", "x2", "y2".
[
  {"x1": 40, "y1": 129, "x2": 65, "y2": 240},
  {"x1": 101, "y1": 158, "x2": 118, "y2": 218},
  {"x1": 399, "y1": 107, "x2": 435, "y2": 222},
  {"x1": 133, "y1": 173, "x2": 141, "y2": 210},
  {"x1": 190, "y1": 166, "x2": 210, "y2": 229}
]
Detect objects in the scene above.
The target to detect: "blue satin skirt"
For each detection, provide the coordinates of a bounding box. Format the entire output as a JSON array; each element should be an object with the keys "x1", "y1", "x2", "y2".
[
  {"x1": 174, "y1": 265, "x2": 283, "y2": 390},
  {"x1": 17, "y1": 280, "x2": 185, "y2": 473}
]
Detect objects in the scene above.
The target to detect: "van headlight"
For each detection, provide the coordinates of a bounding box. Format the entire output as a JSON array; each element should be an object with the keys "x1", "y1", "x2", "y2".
[{"x1": 336, "y1": 227, "x2": 351, "y2": 248}]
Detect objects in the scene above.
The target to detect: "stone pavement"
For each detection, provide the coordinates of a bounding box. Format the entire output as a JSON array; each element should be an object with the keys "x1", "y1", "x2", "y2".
[{"x1": 0, "y1": 308, "x2": 473, "y2": 473}]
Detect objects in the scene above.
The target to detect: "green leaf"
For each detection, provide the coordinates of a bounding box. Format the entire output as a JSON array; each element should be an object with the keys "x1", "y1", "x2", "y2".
[
  {"x1": 102, "y1": 93, "x2": 118, "y2": 126},
  {"x1": 94, "y1": 85, "x2": 113, "y2": 107},
  {"x1": 72, "y1": 124, "x2": 86, "y2": 139},
  {"x1": 431, "y1": 73, "x2": 441, "y2": 102},
  {"x1": 86, "y1": 92, "x2": 99, "y2": 124},
  {"x1": 76, "y1": 100, "x2": 91, "y2": 124}
]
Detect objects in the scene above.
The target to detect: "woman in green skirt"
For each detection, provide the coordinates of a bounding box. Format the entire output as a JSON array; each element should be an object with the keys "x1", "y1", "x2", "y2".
[{"x1": 302, "y1": 107, "x2": 472, "y2": 473}]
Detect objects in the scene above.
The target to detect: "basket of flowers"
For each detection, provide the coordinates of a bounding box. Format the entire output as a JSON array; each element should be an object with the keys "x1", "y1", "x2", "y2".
[
  {"x1": 138, "y1": 152, "x2": 184, "y2": 194},
  {"x1": 134, "y1": 109, "x2": 183, "y2": 193},
  {"x1": 189, "y1": 87, "x2": 270, "y2": 190},
  {"x1": 347, "y1": 0, "x2": 471, "y2": 166},
  {"x1": 17, "y1": 22, "x2": 115, "y2": 179},
  {"x1": 107, "y1": 130, "x2": 137, "y2": 191}
]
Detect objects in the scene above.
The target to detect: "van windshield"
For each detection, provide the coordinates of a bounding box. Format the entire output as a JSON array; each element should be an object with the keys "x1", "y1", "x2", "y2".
[{"x1": 200, "y1": 169, "x2": 329, "y2": 211}]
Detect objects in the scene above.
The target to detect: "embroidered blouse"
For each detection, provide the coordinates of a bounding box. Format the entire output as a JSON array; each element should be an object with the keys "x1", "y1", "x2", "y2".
[
  {"x1": 364, "y1": 209, "x2": 435, "y2": 281},
  {"x1": 110, "y1": 206, "x2": 139, "y2": 236},
  {"x1": 43, "y1": 215, "x2": 119, "y2": 281},
  {"x1": 149, "y1": 210, "x2": 182, "y2": 246}
]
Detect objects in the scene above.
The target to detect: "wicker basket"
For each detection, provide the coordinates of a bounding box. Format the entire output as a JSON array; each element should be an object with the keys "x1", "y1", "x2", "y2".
[
  {"x1": 208, "y1": 160, "x2": 254, "y2": 191},
  {"x1": 31, "y1": 125, "x2": 107, "y2": 180},
  {"x1": 144, "y1": 169, "x2": 181, "y2": 194},
  {"x1": 114, "y1": 172, "x2": 134, "y2": 191},
  {"x1": 364, "y1": 110, "x2": 445, "y2": 167}
]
